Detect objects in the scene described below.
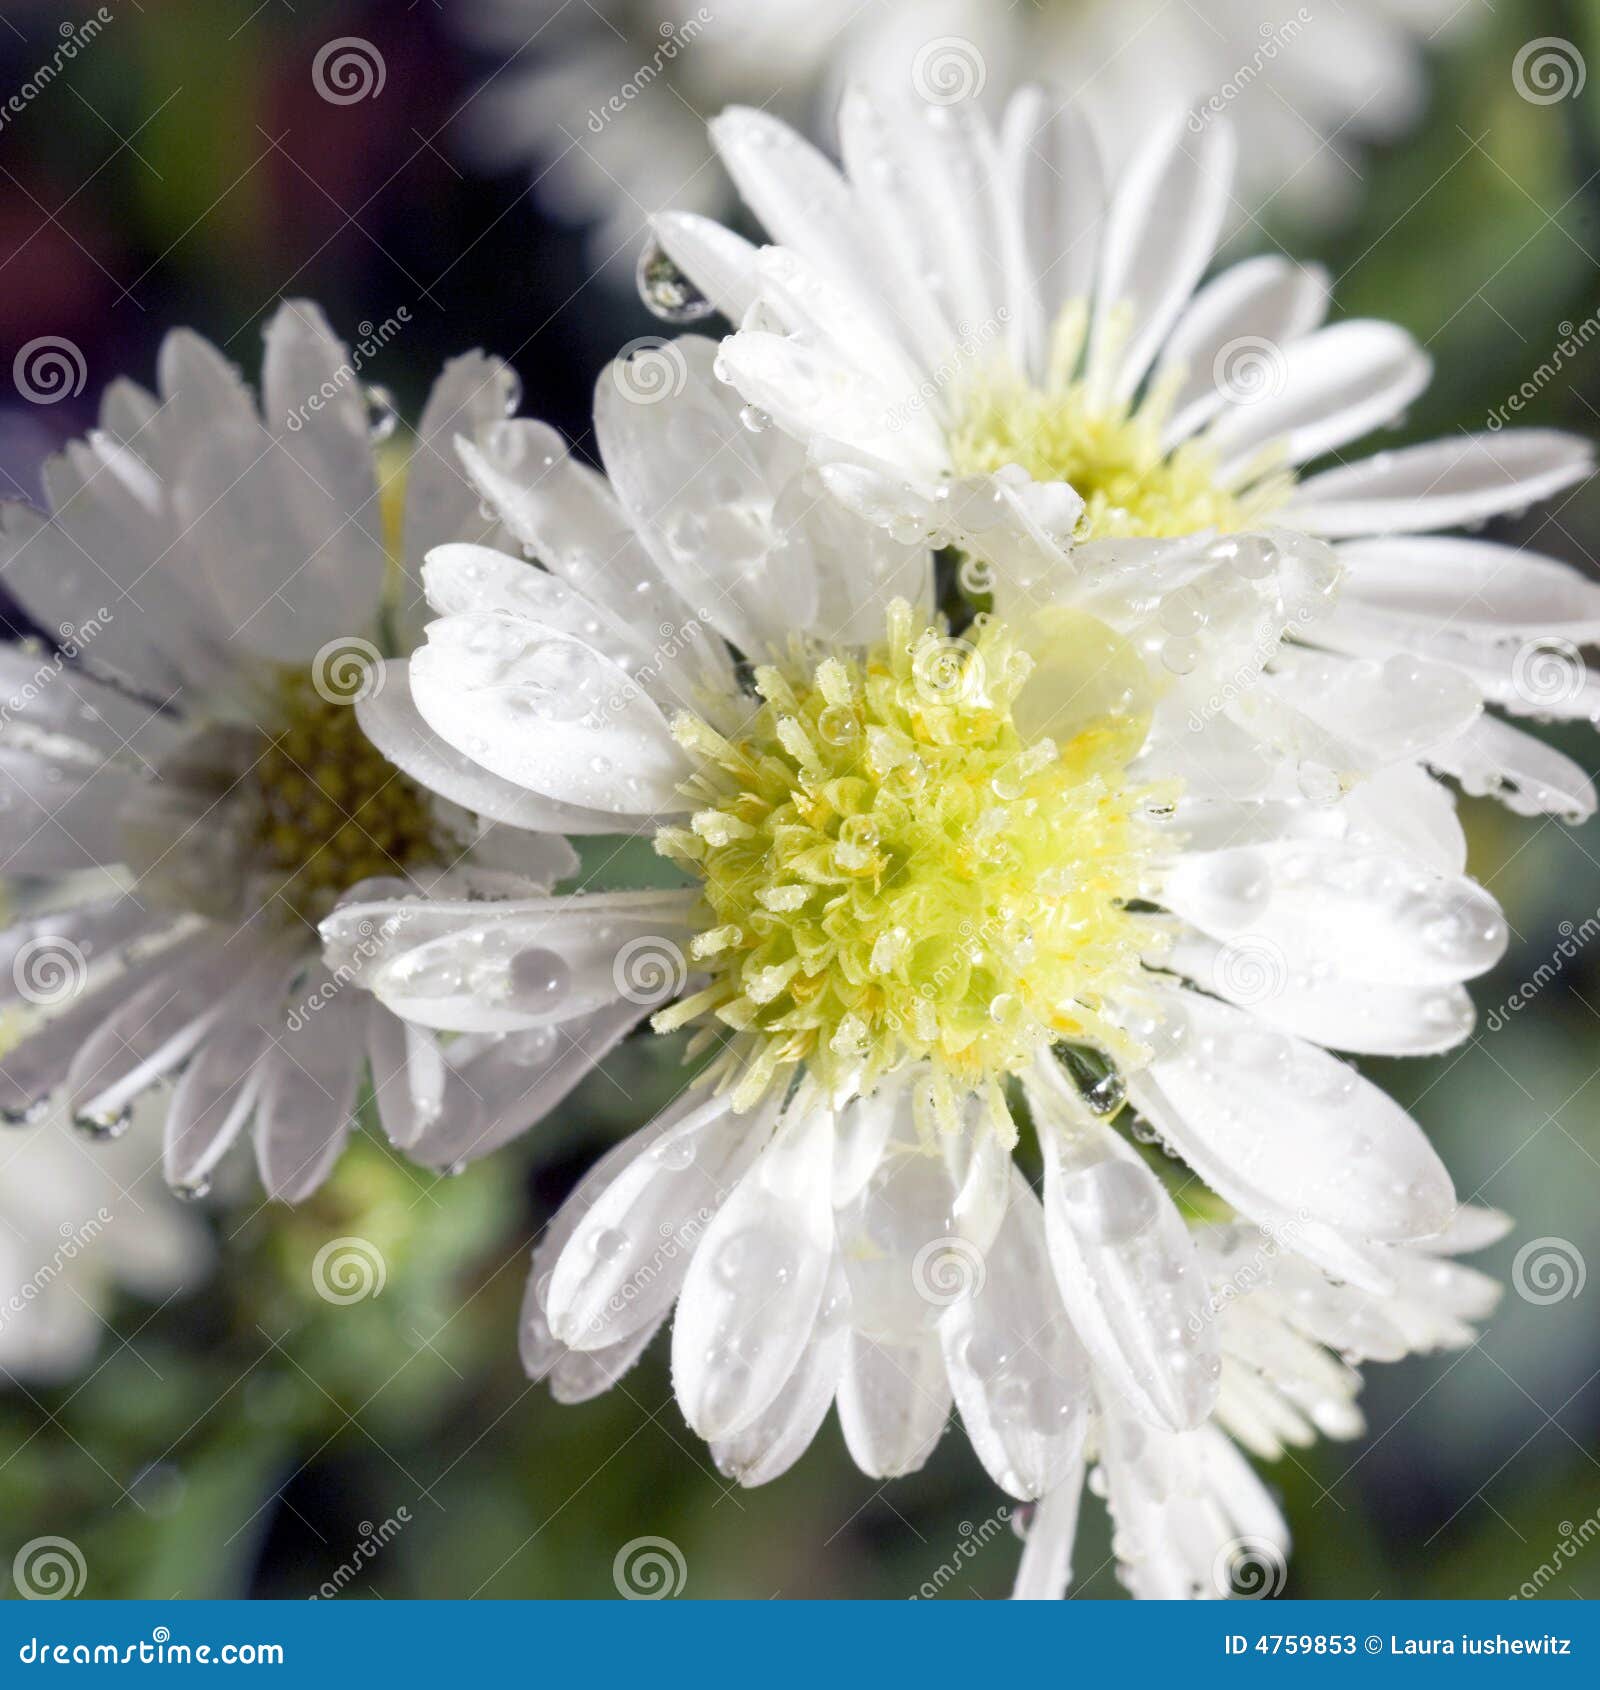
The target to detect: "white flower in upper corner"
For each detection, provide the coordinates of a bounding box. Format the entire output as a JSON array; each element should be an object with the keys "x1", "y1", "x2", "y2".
[
  {"x1": 458, "y1": 0, "x2": 1470, "y2": 267},
  {"x1": 0, "y1": 1085, "x2": 210, "y2": 1384},
  {"x1": 0, "y1": 302, "x2": 584, "y2": 1202},
  {"x1": 655, "y1": 87, "x2": 1600, "y2": 820},
  {"x1": 324, "y1": 333, "x2": 1514, "y2": 1551},
  {"x1": 1014, "y1": 1205, "x2": 1508, "y2": 1599}
]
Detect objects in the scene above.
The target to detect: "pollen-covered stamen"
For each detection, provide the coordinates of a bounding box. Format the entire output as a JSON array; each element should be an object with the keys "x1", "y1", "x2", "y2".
[
  {"x1": 948, "y1": 302, "x2": 1294, "y2": 541},
  {"x1": 247, "y1": 672, "x2": 444, "y2": 922},
  {"x1": 654, "y1": 602, "x2": 1169, "y2": 1135}
]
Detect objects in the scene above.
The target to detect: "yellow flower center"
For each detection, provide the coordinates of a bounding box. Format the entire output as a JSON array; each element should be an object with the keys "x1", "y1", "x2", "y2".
[
  {"x1": 247, "y1": 670, "x2": 443, "y2": 923},
  {"x1": 948, "y1": 303, "x2": 1294, "y2": 540},
  {"x1": 654, "y1": 602, "x2": 1170, "y2": 1136}
]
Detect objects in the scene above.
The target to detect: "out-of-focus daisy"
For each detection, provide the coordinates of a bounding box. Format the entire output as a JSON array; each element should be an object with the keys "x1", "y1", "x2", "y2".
[
  {"x1": 325, "y1": 335, "x2": 1512, "y2": 1521},
  {"x1": 459, "y1": 0, "x2": 1466, "y2": 265},
  {"x1": 0, "y1": 303, "x2": 584, "y2": 1202},
  {"x1": 654, "y1": 89, "x2": 1599, "y2": 818},
  {"x1": 1015, "y1": 1206, "x2": 1507, "y2": 1599},
  {"x1": 0, "y1": 1086, "x2": 210, "y2": 1384}
]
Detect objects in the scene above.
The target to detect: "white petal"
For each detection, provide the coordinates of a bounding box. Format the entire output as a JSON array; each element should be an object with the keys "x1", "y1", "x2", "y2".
[
  {"x1": 593, "y1": 335, "x2": 819, "y2": 655},
  {"x1": 1168, "y1": 933, "x2": 1474, "y2": 1055},
  {"x1": 1161, "y1": 840, "x2": 1507, "y2": 986},
  {"x1": 410, "y1": 615, "x2": 692, "y2": 814},
  {"x1": 1129, "y1": 985, "x2": 1456, "y2": 1246},
  {"x1": 253, "y1": 973, "x2": 364, "y2": 1201},
  {"x1": 1030, "y1": 1064, "x2": 1218, "y2": 1431},
  {"x1": 319, "y1": 888, "x2": 692, "y2": 1034},
  {"x1": 1011, "y1": 1466, "x2": 1085, "y2": 1601},
  {"x1": 1157, "y1": 256, "x2": 1330, "y2": 444},
  {"x1": 671, "y1": 1102, "x2": 835, "y2": 1440},
  {"x1": 398, "y1": 352, "x2": 522, "y2": 641},
  {"x1": 1429, "y1": 711, "x2": 1596, "y2": 822},
  {"x1": 549, "y1": 1091, "x2": 766, "y2": 1351},
  {"x1": 1287, "y1": 430, "x2": 1592, "y2": 535},
  {"x1": 941, "y1": 1170, "x2": 1092, "y2": 1499},
  {"x1": 1092, "y1": 115, "x2": 1234, "y2": 404},
  {"x1": 408, "y1": 999, "x2": 642, "y2": 1169},
  {"x1": 836, "y1": 1327, "x2": 951, "y2": 1479},
  {"x1": 356, "y1": 660, "x2": 643, "y2": 835},
  {"x1": 710, "y1": 1257, "x2": 849, "y2": 1488},
  {"x1": 650, "y1": 211, "x2": 761, "y2": 322},
  {"x1": 1336, "y1": 535, "x2": 1600, "y2": 639},
  {"x1": 1208, "y1": 321, "x2": 1431, "y2": 480}
]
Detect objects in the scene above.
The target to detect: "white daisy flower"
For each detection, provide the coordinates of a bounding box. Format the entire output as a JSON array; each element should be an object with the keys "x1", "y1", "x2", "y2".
[
  {"x1": 652, "y1": 89, "x2": 1600, "y2": 818},
  {"x1": 0, "y1": 1087, "x2": 210, "y2": 1384},
  {"x1": 323, "y1": 334, "x2": 1511, "y2": 1528},
  {"x1": 0, "y1": 302, "x2": 583, "y2": 1202},
  {"x1": 1015, "y1": 1206, "x2": 1507, "y2": 1599},
  {"x1": 460, "y1": 0, "x2": 1465, "y2": 265}
]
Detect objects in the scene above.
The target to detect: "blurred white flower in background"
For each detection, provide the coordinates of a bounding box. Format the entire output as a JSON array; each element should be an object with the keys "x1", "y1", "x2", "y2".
[
  {"x1": 0, "y1": 303, "x2": 582, "y2": 1205},
  {"x1": 0, "y1": 1086, "x2": 211, "y2": 1386},
  {"x1": 458, "y1": 0, "x2": 1471, "y2": 266}
]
